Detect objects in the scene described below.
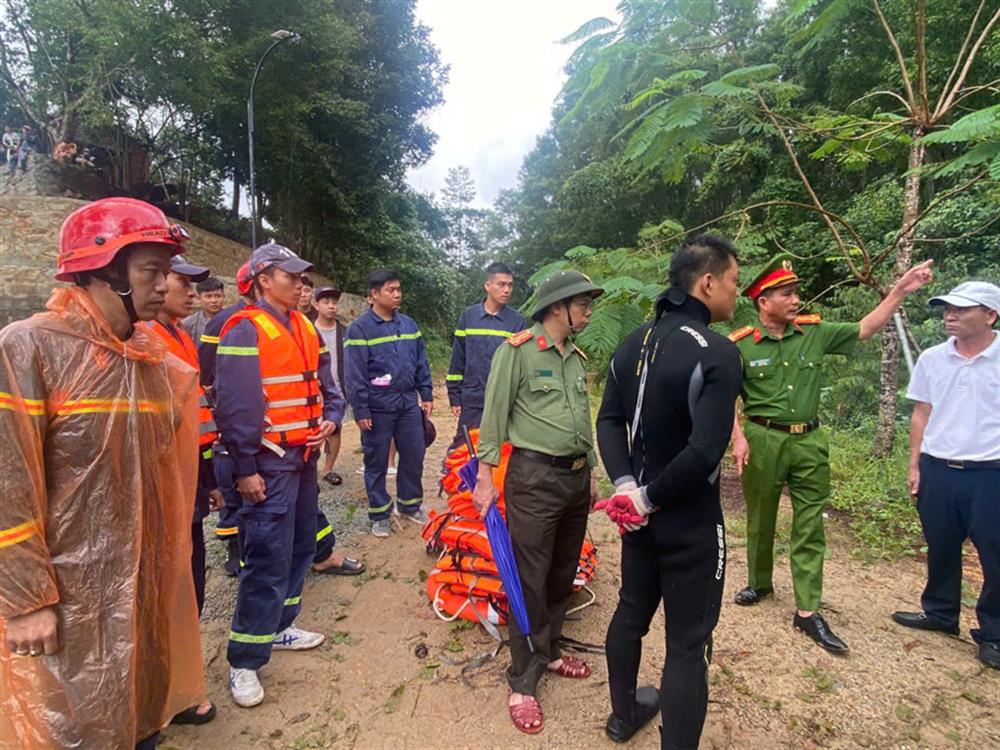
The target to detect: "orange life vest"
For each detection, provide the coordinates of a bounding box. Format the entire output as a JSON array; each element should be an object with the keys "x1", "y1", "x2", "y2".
[
  {"x1": 220, "y1": 307, "x2": 323, "y2": 450},
  {"x1": 146, "y1": 320, "x2": 217, "y2": 449}
]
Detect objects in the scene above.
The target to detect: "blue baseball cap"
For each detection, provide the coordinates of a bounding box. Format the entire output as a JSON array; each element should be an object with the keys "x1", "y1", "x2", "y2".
[
  {"x1": 314, "y1": 285, "x2": 342, "y2": 302},
  {"x1": 249, "y1": 243, "x2": 314, "y2": 277},
  {"x1": 168, "y1": 254, "x2": 210, "y2": 282}
]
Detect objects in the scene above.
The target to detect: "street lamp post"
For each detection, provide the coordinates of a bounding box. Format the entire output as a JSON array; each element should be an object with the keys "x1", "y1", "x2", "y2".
[{"x1": 247, "y1": 29, "x2": 300, "y2": 249}]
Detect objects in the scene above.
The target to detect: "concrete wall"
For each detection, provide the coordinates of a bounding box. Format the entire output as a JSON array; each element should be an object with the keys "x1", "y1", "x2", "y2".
[{"x1": 0, "y1": 195, "x2": 366, "y2": 328}]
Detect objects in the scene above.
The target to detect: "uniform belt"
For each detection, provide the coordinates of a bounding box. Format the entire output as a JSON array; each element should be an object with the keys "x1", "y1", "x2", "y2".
[
  {"x1": 922, "y1": 453, "x2": 1000, "y2": 470},
  {"x1": 747, "y1": 416, "x2": 819, "y2": 434},
  {"x1": 513, "y1": 448, "x2": 588, "y2": 471}
]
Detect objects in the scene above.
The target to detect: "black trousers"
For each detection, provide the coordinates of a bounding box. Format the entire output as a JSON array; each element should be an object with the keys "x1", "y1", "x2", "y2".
[
  {"x1": 605, "y1": 500, "x2": 725, "y2": 750},
  {"x1": 917, "y1": 456, "x2": 999, "y2": 644},
  {"x1": 191, "y1": 519, "x2": 206, "y2": 617},
  {"x1": 504, "y1": 450, "x2": 591, "y2": 696}
]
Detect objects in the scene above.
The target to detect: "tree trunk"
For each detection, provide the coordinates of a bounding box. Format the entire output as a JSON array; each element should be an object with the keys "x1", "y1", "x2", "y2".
[
  {"x1": 872, "y1": 133, "x2": 925, "y2": 457},
  {"x1": 230, "y1": 173, "x2": 241, "y2": 218}
]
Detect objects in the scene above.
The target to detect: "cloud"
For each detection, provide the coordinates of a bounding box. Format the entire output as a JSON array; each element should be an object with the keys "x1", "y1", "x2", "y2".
[{"x1": 407, "y1": 0, "x2": 620, "y2": 207}]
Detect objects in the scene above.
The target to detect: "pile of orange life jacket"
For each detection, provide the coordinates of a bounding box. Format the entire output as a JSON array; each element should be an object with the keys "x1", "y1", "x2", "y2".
[{"x1": 421, "y1": 429, "x2": 599, "y2": 629}]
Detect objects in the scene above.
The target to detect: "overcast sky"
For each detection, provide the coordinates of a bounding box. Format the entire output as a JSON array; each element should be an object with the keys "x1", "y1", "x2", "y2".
[{"x1": 406, "y1": 0, "x2": 620, "y2": 208}]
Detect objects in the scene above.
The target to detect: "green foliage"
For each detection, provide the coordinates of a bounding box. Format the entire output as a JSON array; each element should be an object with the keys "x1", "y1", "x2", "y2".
[{"x1": 827, "y1": 426, "x2": 921, "y2": 561}]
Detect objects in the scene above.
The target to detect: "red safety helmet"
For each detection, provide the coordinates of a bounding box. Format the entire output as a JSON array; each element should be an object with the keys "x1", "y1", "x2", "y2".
[
  {"x1": 56, "y1": 197, "x2": 190, "y2": 282},
  {"x1": 236, "y1": 261, "x2": 253, "y2": 295}
]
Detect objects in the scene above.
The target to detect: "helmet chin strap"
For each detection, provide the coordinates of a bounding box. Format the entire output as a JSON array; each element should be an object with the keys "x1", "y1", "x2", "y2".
[
  {"x1": 565, "y1": 300, "x2": 577, "y2": 336},
  {"x1": 93, "y1": 258, "x2": 140, "y2": 328}
]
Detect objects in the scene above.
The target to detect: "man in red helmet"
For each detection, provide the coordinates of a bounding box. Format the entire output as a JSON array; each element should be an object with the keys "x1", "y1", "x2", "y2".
[{"x1": 0, "y1": 198, "x2": 206, "y2": 748}]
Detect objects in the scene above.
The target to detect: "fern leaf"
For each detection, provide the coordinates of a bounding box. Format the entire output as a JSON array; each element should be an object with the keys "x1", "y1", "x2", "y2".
[{"x1": 559, "y1": 16, "x2": 617, "y2": 45}]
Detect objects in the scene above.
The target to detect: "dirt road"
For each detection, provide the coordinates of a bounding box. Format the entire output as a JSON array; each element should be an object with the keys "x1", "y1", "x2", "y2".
[{"x1": 162, "y1": 386, "x2": 998, "y2": 750}]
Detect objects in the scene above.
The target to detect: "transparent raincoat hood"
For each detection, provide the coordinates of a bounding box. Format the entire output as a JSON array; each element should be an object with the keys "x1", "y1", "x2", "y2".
[{"x1": 0, "y1": 287, "x2": 206, "y2": 748}]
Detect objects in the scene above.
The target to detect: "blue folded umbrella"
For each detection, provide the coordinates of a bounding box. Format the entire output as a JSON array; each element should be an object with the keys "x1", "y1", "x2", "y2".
[{"x1": 460, "y1": 427, "x2": 534, "y2": 652}]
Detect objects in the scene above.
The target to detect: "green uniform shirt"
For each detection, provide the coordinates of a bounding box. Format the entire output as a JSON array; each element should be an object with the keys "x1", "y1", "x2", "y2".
[
  {"x1": 478, "y1": 322, "x2": 596, "y2": 467},
  {"x1": 734, "y1": 319, "x2": 860, "y2": 422}
]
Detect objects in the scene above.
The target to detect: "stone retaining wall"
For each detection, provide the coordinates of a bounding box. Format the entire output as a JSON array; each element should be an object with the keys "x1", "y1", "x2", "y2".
[{"x1": 0, "y1": 196, "x2": 366, "y2": 328}]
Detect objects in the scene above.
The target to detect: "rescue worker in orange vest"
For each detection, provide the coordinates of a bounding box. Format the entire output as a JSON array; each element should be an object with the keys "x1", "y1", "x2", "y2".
[
  {"x1": 0, "y1": 197, "x2": 206, "y2": 749},
  {"x1": 215, "y1": 243, "x2": 346, "y2": 708},
  {"x1": 144, "y1": 254, "x2": 223, "y2": 727}
]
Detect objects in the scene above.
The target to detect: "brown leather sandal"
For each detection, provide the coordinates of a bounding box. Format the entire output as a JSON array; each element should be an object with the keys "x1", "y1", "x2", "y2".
[
  {"x1": 508, "y1": 689, "x2": 543, "y2": 734},
  {"x1": 548, "y1": 655, "x2": 591, "y2": 679}
]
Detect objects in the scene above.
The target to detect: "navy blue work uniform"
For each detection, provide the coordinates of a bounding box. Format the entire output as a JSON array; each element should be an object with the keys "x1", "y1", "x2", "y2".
[
  {"x1": 203, "y1": 299, "x2": 336, "y2": 562},
  {"x1": 445, "y1": 301, "x2": 526, "y2": 454},
  {"x1": 344, "y1": 307, "x2": 433, "y2": 520},
  {"x1": 215, "y1": 300, "x2": 345, "y2": 669}
]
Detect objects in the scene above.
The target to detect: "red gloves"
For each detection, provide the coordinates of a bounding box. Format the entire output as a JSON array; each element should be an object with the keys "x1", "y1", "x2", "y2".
[{"x1": 594, "y1": 482, "x2": 654, "y2": 535}]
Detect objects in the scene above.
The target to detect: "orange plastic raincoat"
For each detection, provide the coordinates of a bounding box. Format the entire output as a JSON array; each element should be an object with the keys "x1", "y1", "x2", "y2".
[{"x1": 0, "y1": 287, "x2": 206, "y2": 749}]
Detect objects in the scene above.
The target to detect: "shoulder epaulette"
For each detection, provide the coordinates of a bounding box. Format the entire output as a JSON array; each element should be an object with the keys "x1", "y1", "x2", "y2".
[
  {"x1": 794, "y1": 313, "x2": 822, "y2": 325},
  {"x1": 508, "y1": 329, "x2": 533, "y2": 347},
  {"x1": 728, "y1": 326, "x2": 754, "y2": 342}
]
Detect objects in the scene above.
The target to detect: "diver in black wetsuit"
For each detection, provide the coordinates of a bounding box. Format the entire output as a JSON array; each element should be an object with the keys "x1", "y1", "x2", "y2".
[{"x1": 596, "y1": 235, "x2": 744, "y2": 749}]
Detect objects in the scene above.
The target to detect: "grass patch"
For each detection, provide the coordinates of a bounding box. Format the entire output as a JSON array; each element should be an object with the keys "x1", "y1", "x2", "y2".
[{"x1": 828, "y1": 426, "x2": 921, "y2": 561}]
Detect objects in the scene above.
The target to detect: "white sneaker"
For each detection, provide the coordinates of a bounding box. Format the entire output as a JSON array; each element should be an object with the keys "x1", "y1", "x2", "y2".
[
  {"x1": 229, "y1": 667, "x2": 264, "y2": 707},
  {"x1": 272, "y1": 625, "x2": 325, "y2": 651}
]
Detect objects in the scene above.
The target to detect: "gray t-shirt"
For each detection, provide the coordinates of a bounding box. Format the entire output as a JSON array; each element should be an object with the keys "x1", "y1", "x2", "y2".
[{"x1": 316, "y1": 323, "x2": 342, "y2": 394}]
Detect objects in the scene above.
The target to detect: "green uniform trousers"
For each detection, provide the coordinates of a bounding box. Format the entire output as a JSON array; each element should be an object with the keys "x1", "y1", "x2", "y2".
[{"x1": 741, "y1": 420, "x2": 830, "y2": 611}]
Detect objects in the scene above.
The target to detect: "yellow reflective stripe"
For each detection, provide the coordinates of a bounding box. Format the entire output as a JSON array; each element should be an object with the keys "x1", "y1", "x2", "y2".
[
  {"x1": 252, "y1": 314, "x2": 282, "y2": 340},
  {"x1": 454, "y1": 329, "x2": 513, "y2": 338},
  {"x1": 201, "y1": 447, "x2": 214, "y2": 460},
  {"x1": 0, "y1": 520, "x2": 37, "y2": 550},
  {"x1": 217, "y1": 345, "x2": 259, "y2": 356},
  {"x1": 344, "y1": 332, "x2": 422, "y2": 347},
  {"x1": 54, "y1": 398, "x2": 165, "y2": 415},
  {"x1": 316, "y1": 524, "x2": 333, "y2": 542},
  {"x1": 284, "y1": 596, "x2": 301, "y2": 606},
  {"x1": 0, "y1": 392, "x2": 45, "y2": 416},
  {"x1": 200, "y1": 334, "x2": 220, "y2": 344},
  {"x1": 370, "y1": 501, "x2": 392, "y2": 513},
  {"x1": 319, "y1": 346, "x2": 329, "y2": 354},
  {"x1": 397, "y1": 497, "x2": 421, "y2": 507},
  {"x1": 445, "y1": 374, "x2": 464, "y2": 381},
  {"x1": 215, "y1": 527, "x2": 239, "y2": 537},
  {"x1": 229, "y1": 630, "x2": 276, "y2": 644}
]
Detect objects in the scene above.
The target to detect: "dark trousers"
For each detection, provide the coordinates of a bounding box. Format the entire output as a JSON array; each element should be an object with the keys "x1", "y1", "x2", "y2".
[
  {"x1": 917, "y1": 456, "x2": 1000, "y2": 644},
  {"x1": 191, "y1": 519, "x2": 206, "y2": 616},
  {"x1": 445, "y1": 403, "x2": 484, "y2": 456},
  {"x1": 215, "y1": 450, "x2": 335, "y2": 564},
  {"x1": 227, "y1": 463, "x2": 319, "y2": 670},
  {"x1": 504, "y1": 450, "x2": 591, "y2": 696},
  {"x1": 606, "y1": 501, "x2": 725, "y2": 750},
  {"x1": 362, "y1": 402, "x2": 426, "y2": 520},
  {"x1": 135, "y1": 732, "x2": 159, "y2": 749}
]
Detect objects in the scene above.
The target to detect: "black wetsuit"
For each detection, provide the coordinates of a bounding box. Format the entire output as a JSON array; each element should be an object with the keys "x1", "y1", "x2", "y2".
[{"x1": 596, "y1": 289, "x2": 743, "y2": 750}]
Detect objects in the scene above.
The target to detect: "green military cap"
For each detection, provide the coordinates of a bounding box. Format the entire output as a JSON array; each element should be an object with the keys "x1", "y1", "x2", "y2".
[
  {"x1": 532, "y1": 269, "x2": 604, "y2": 320},
  {"x1": 742, "y1": 253, "x2": 800, "y2": 300}
]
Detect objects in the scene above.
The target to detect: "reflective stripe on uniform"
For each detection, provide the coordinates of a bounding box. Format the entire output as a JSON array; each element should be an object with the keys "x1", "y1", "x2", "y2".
[
  {"x1": 454, "y1": 329, "x2": 514, "y2": 338},
  {"x1": 198, "y1": 394, "x2": 211, "y2": 407},
  {"x1": 284, "y1": 596, "x2": 301, "y2": 606},
  {"x1": 264, "y1": 419, "x2": 319, "y2": 433},
  {"x1": 445, "y1": 374, "x2": 464, "y2": 382},
  {"x1": 370, "y1": 501, "x2": 392, "y2": 514},
  {"x1": 201, "y1": 447, "x2": 213, "y2": 460},
  {"x1": 397, "y1": 497, "x2": 421, "y2": 507},
  {"x1": 265, "y1": 397, "x2": 313, "y2": 409},
  {"x1": 0, "y1": 520, "x2": 37, "y2": 550},
  {"x1": 0, "y1": 392, "x2": 44, "y2": 416},
  {"x1": 318, "y1": 346, "x2": 329, "y2": 355},
  {"x1": 229, "y1": 630, "x2": 276, "y2": 644},
  {"x1": 200, "y1": 334, "x2": 220, "y2": 344},
  {"x1": 199, "y1": 420, "x2": 218, "y2": 434},
  {"x1": 215, "y1": 526, "x2": 238, "y2": 537},
  {"x1": 316, "y1": 524, "x2": 333, "y2": 542},
  {"x1": 53, "y1": 398, "x2": 165, "y2": 415},
  {"x1": 260, "y1": 371, "x2": 316, "y2": 385},
  {"x1": 344, "y1": 332, "x2": 422, "y2": 347},
  {"x1": 217, "y1": 345, "x2": 259, "y2": 356}
]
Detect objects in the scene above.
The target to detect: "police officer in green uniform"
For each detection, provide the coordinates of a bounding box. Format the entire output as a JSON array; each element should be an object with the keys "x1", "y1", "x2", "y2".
[
  {"x1": 473, "y1": 269, "x2": 604, "y2": 735},
  {"x1": 729, "y1": 254, "x2": 934, "y2": 652}
]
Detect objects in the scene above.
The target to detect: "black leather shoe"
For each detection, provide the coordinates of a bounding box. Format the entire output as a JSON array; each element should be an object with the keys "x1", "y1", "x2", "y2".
[
  {"x1": 793, "y1": 612, "x2": 848, "y2": 653},
  {"x1": 891, "y1": 611, "x2": 959, "y2": 636},
  {"x1": 223, "y1": 538, "x2": 240, "y2": 577},
  {"x1": 979, "y1": 643, "x2": 1000, "y2": 670},
  {"x1": 734, "y1": 586, "x2": 773, "y2": 606},
  {"x1": 606, "y1": 686, "x2": 659, "y2": 743}
]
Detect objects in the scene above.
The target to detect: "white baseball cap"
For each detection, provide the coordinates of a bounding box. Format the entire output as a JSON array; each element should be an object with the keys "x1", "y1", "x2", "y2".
[{"x1": 929, "y1": 280, "x2": 1000, "y2": 313}]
